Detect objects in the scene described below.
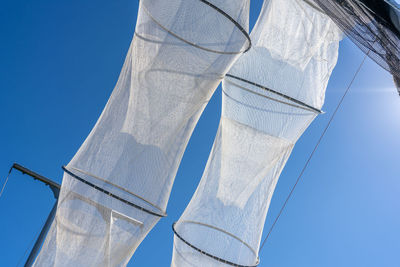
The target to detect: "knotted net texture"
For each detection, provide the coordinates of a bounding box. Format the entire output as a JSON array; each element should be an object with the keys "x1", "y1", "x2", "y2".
[
  {"x1": 172, "y1": 0, "x2": 341, "y2": 266},
  {"x1": 312, "y1": 0, "x2": 400, "y2": 94},
  {"x1": 33, "y1": 0, "x2": 250, "y2": 266}
]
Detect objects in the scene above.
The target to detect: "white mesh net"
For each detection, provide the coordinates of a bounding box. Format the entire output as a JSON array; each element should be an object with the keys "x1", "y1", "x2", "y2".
[
  {"x1": 172, "y1": 0, "x2": 342, "y2": 266},
  {"x1": 33, "y1": 1, "x2": 250, "y2": 266}
]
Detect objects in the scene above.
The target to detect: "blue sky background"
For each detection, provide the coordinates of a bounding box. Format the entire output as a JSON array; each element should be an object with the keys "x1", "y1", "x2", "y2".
[{"x1": 1, "y1": 0, "x2": 399, "y2": 266}]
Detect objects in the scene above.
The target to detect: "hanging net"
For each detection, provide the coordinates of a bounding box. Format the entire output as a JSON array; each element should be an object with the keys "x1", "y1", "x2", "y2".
[
  {"x1": 312, "y1": 0, "x2": 400, "y2": 95},
  {"x1": 172, "y1": 0, "x2": 342, "y2": 266},
  {"x1": 33, "y1": 0, "x2": 250, "y2": 266}
]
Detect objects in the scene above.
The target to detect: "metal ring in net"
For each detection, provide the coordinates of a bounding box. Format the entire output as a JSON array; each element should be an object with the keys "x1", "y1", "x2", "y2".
[
  {"x1": 62, "y1": 166, "x2": 167, "y2": 218},
  {"x1": 139, "y1": 0, "x2": 252, "y2": 54},
  {"x1": 172, "y1": 221, "x2": 260, "y2": 267},
  {"x1": 225, "y1": 74, "x2": 322, "y2": 114}
]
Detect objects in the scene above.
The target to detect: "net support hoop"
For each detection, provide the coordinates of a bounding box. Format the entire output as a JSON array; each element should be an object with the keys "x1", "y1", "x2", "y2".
[
  {"x1": 140, "y1": 0, "x2": 252, "y2": 54},
  {"x1": 62, "y1": 166, "x2": 167, "y2": 218},
  {"x1": 172, "y1": 221, "x2": 260, "y2": 267},
  {"x1": 225, "y1": 74, "x2": 323, "y2": 114}
]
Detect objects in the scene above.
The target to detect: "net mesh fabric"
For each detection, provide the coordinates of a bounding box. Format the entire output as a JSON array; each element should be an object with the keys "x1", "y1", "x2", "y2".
[
  {"x1": 312, "y1": 0, "x2": 400, "y2": 94},
  {"x1": 172, "y1": 0, "x2": 341, "y2": 266},
  {"x1": 33, "y1": 0, "x2": 250, "y2": 266}
]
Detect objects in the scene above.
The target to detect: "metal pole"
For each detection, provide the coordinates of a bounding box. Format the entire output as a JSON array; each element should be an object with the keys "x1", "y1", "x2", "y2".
[
  {"x1": 6, "y1": 163, "x2": 61, "y2": 266},
  {"x1": 24, "y1": 201, "x2": 58, "y2": 267}
]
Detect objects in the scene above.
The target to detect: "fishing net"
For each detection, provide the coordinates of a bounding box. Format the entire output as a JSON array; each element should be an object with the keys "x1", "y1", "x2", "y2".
[
  {"x1": 172, "y1": 0, "x2": 342, "y2": 266},
  {"x1": 312, "y1": 0, "x2": 400, "y2": 95},
  {"x1": 33, "y1": 0, "x2": 250, "y2": 266}
]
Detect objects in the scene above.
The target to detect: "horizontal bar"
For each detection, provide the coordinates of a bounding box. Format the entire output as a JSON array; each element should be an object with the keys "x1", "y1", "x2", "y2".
[
  {"x1": 12, "y1": 163, "x2": 60, "y2": 198},
  {"x1": 12, "y1": 163, "x2": 60, "y2": 190}
]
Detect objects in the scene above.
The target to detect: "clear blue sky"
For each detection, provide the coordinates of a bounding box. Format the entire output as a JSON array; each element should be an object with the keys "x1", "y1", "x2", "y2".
[{"x1": 1, "y1": 1, "x2": 399, "y2": 266}]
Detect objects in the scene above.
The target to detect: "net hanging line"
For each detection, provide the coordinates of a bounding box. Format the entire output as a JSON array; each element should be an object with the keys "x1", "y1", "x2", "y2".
[
  {"x1": 33, "y1": 1, "x2": 251, "y2": 266},
  {"x1": 171, "y1": 0, "x2": 342, "y2": 266}
]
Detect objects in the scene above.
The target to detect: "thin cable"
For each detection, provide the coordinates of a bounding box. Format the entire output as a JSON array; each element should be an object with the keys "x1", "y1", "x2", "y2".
[
  {"x1": 0, "y1": 165, "x2": 42, "y2": 266},
  {"x1": 15, "y1": 220, "x2": 44, "y2": 267},
  {"x1": 0, "y1": 167, "x2": 13, "y2": 198},
  {"x1": 259, "y1": 53, "x2": 369, "y2": 252}
]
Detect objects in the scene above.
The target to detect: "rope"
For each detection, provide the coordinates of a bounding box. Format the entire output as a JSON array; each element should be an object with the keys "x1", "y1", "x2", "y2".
[
  {"x1": 0, "y1": 167, "x2": 13, "y2": 198},
  {"x1": 259, "y1": 53, "x2": 369, "y2": 252}
]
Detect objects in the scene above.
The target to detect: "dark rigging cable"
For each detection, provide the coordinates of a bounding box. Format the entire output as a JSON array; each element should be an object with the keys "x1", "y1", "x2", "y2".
[
  {"x1": 259, "y1": 52, "x2": 369, "y2": 252},
  {"x1": 0, "y1": 167, "x2": 13, "y2": 198}
]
